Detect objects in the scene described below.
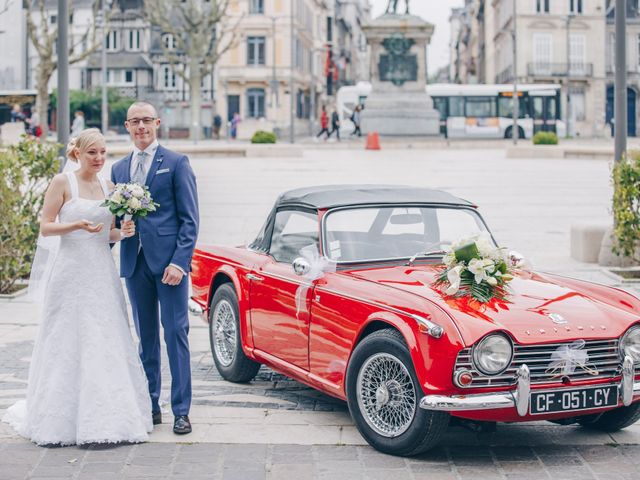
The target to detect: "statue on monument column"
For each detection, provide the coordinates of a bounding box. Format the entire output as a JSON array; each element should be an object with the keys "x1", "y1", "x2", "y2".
[{"x1": 385, "y1": 0, "x2": 410, "y2": 15}]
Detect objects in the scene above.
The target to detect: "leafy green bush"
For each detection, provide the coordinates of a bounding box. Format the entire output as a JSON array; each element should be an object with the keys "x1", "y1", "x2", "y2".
[
  {"x1": 532, "y1": 131, "x2": 559, "y2": 145},
  {"x1": 613, "y1": 150, "x2": 640, "y2": 261},
  {"x1": 0, "y1": 138, "x2": 60, "y2": 294},
  {"x1": 251, "y1": 130, "x2": 277, "y2": 144}
]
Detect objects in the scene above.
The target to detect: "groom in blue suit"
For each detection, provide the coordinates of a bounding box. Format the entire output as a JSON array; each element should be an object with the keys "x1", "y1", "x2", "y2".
[{"x1": 111, "y1": 101, "x2": 199, "y2": 435}]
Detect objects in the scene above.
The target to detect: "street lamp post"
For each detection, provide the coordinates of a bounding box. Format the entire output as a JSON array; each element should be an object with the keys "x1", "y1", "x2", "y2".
[
  {"x1": 57, "y1": 0, "x2": 69, "y2": 169},
  {"x1": 511, "y1": 0, "x2": 518, "y2": 145},
  {"x1": 289, "y1": 0, "x2": 295, "y2": 143},
  {"x1": 101, "y1": 1, "x2": 109, "y2": 134},
  {"x1": 614, "y1": 0, "x2": 627, "y2": 163}
]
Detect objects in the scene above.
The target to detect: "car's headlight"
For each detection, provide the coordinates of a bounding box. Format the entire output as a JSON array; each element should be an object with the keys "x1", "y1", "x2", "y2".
[
  {"x1": 620, "y1": 326, "x2": 640, "y2": 362},
  {"x1": 472, "y1": 334, "x2": 513, "y2": 375}
]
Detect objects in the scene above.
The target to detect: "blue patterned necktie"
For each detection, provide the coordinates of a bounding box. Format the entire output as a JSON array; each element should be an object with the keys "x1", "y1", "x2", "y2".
[{"x1": 132, "y1": 151, "x2": 147, "y2": 185}]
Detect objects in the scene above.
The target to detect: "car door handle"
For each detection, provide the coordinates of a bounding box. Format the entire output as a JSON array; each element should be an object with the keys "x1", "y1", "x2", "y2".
[{"x1": 247, "y1": 273, "x2": 264, "y2": 281}]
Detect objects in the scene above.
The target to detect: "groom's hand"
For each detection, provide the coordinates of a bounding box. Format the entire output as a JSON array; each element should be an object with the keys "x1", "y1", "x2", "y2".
[{"x1": 162, "y1": 265, "x2": 184, "y2": 286}]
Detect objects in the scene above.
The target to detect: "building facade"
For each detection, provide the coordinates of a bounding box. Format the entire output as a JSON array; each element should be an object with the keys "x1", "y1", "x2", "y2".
[
  {"x1": 17, "y1": 0, "x2": 370, "y2": 138},
  {"x1": 454, "y1": 0, "x2": 608, "y2": 138}
]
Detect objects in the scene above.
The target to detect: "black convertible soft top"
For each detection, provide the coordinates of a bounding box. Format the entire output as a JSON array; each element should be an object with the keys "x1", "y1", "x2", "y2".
[
  {"x1": 276, "y1": 185, "x2": 473, "y2": 209},
  {"x1": 249, "y1": 185, "x2": 474, "y2": 252}
]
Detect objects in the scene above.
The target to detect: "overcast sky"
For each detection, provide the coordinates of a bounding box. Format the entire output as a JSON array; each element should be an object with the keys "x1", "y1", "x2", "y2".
[{"x1": 369, "y1": 0, "x2": 465, "y2": 75}]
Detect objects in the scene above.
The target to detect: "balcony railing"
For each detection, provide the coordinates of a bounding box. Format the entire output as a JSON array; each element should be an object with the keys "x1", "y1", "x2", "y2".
[
  {"x1": 526, "y1": 62, "x2": 593, "y2": 78},
  {"x1": 606, "y1": 64, "x2": 640, "y2": 75}
]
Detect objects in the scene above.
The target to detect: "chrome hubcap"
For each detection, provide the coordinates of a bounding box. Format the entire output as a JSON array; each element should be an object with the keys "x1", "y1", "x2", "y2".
[
  {"x1": 212, "y1": 299, "x2": 236, "y2": 367},
  {"x1": 356, "y1": 353, "x2": 416, "y2": 438}
]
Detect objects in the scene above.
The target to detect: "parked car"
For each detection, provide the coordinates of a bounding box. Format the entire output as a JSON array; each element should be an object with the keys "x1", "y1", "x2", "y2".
[{"x1": 189, "y1": 185, "x2": 640, "y2": 456}]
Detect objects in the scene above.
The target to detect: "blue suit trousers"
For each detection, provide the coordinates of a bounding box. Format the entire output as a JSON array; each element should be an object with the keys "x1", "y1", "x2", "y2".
[{"x1": 126, "y1": 249, "x2": 192, "y2": 416}]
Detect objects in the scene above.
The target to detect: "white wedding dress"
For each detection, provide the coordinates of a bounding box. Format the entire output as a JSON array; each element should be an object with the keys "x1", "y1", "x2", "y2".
[{"x1": 2, "y1": 172, "x2": 153, "y2": 446}]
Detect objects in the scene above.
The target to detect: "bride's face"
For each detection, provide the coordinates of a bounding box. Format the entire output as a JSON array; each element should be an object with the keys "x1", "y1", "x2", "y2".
[{"x1": 77, "y1": 140, "x2": 107, "y2": 173}]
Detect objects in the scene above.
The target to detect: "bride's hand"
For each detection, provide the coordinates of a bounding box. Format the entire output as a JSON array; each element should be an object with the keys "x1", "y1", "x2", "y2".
[
  {"x1": 75, "y1": 219, "x2": 104, "y2": 233},
  {"x1": 120, "y1": 220, "x2": 135, "y2": 238}
]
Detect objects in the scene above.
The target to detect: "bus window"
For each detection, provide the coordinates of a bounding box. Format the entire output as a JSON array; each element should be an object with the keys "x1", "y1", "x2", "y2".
[
  {"x1": 498, "y1": 96, "x2": 526, "y2": 118},
  {"x1": 449, "y1": 97, "x2": 464, "y2": 117},
  {"x1": 432, "y1": 97, "x2": 447, "y2": 120},
  {"x1": 465, "y1": 97, "x2": 497, "y2": 117}
]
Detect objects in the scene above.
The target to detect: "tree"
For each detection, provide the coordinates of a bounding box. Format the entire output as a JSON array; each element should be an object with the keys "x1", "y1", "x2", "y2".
[
  {"x1": 144, "y1": 0, "x2": 241, "y2": 141},
  {"x1": 0, "y1": 1, "x2": 12, "y2": 16},
  {"x1": 25, "y1": 0, "x2": 104, "y2": 139}
]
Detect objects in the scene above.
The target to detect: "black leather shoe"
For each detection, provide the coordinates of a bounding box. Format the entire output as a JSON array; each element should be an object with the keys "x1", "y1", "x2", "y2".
[
  {"x1": 173, "y1": 415, "x2": 192, "y2": 435},
  {"x1": 152, "y1": 411, "x2": 162, "y2": 425}
]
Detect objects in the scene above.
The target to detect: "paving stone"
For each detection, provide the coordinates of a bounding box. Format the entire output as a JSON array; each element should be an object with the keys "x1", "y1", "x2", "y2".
[
  {"x1": 493, "y1": 446, "x2": 538, "y2": 461},
  {"x1": 1, "y1": 464, "x2": 31, "y2": 480},
  {"x1": 538, "y1": 455, "x2": 585, "y2": 467},
  {"x1": 222, "y1": 466, "x2": 266, "y2": 480},
  {"x1": 80, "y1": 461, "x2": 125, "y2": 474},
  {"x1": 29, "y1": 465, "x2": 81, "y2": 477},
  {"x1": 267, "y1": 464, "x2": 313, "y2": 480}
]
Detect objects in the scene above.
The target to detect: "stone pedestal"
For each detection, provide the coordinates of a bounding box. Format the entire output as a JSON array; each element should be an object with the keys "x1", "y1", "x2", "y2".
[{"x1": 360, "y1": 14, "x2": 439, "y2": 136}]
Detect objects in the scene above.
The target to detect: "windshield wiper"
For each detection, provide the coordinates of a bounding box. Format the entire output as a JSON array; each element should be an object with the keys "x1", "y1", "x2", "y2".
[{"x1": 406, "y1": 250, "x2": 446, "y2": 266}]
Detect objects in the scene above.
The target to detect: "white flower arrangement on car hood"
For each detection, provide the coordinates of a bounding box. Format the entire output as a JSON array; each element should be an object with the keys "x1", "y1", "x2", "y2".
[{"x1": 433, "y1": 234, "x2": 515, "y2": 303}]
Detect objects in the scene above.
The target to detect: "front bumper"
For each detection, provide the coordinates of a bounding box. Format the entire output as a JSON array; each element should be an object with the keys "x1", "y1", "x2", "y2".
[{"x1": 420, "y1": 356, "x2": 640, "y2": 416}]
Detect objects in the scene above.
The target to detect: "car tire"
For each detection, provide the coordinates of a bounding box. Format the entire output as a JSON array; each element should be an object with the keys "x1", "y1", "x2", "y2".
[
  {"x1": 345, "y1": 328, "x2": 449, "y2": 456},
  {"x1": 577, "y1": 402, "x2": 640, "y2": 432},
  {"x1": 209, "y1": 283, "x2": 260, "y2": 383}
]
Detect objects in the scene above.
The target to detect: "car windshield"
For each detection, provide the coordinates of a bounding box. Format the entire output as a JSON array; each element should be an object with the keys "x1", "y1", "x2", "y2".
[{"x1": 323, "y1": 206, "x2": 493, "y2": 262}]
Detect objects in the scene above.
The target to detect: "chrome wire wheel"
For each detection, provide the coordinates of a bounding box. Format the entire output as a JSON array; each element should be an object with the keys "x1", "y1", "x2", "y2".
[
  {"x1": 212, "y1": 299, "x2": 237, "y2": 367},
  {"x1": 356, "y1": 352, "x2": 417, "y2": 438}
]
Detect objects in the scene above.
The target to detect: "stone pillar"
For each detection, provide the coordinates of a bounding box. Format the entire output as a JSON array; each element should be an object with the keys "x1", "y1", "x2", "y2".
[{"x1": 360, "y1": 14, "x2": 439, "y2": 136}]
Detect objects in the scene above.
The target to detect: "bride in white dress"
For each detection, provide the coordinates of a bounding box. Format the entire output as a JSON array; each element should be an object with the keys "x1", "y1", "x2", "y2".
[{"x1": 2, "y1": 129, "x2": 153, "y2": 446}]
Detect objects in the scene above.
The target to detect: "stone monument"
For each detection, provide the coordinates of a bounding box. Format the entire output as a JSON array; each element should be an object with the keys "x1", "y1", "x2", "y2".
[{"x1": 360, "y1": 4, "x2": 439, "y2": 136}]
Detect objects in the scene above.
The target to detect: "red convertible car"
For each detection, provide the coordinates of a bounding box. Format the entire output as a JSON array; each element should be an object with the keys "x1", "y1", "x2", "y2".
[{"x1": 189, "y1": 185, "x2": 640, "y2": 456}]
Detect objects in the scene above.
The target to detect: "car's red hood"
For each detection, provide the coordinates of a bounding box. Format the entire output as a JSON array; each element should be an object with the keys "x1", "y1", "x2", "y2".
[{"x1": 344, "y1": 265, "x2": 639, "y2": 346}]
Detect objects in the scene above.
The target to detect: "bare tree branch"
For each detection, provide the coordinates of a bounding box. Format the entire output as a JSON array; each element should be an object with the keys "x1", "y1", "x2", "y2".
[
  {"x1": 144, "y1": 0, "x2": 241, "y2": 140},
  {"x1": 0, "y1": 0, "x2": 12, "y2": 16},
  {"x1": 25, "y1": 0, "x2": 106, "y2": 138}
]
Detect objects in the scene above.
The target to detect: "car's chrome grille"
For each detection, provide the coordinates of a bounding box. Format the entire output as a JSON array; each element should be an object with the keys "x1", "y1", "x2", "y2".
[{"x1": 455, "y1": 339, "x2": 621, "y2": 387}]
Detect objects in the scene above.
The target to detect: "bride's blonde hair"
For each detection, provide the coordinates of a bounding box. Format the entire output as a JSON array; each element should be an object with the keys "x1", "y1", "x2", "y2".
[{"x1": 66, "y1": 128, "x2": 105, "y2": 162}]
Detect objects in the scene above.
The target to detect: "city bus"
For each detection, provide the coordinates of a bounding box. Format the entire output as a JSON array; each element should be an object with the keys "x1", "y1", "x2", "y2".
[{"x1": 336, "y1": 82, "x2": 565, "y2": 139}]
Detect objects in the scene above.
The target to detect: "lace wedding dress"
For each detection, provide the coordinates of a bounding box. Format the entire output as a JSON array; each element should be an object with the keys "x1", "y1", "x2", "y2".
[{"x1": 2, "y1": 172, "x2": 153, "y2": 445}]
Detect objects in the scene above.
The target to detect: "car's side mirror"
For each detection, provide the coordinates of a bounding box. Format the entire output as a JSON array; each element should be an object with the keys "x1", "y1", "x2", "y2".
[{"x1": 292, "y1": 257, "x2": 311, "y2": 276}]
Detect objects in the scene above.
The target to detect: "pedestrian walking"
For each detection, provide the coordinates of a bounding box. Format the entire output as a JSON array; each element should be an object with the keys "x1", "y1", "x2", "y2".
[
  {"x1": 213, "y1": 114, "x2": 222, "y2": 140},
  {"x1": 351, "y1": 105, "x2": 362, "y2": 137},
  {"x1": 328, "y1": 110, "x2": 341, "y2": 141},
  {"x1": 10, "y1": 103, "x2": 24, "y2": 123},
  {"x1": 230, "y1": 112, "x2": 240, "y2": 140},
  {"x1": 316, "y1": 106, "x2": 330, "y2": 140},
  {"x1": 71, "y1": 110, "x2": 85, "y2": 137}
]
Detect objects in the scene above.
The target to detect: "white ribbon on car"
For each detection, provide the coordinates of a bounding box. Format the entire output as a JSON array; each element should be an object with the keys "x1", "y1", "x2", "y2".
[
  {"x1": 295, "y1": 244, "x2": 336, "y2": 319},
  {"x1": 545, "y1": 340, "x2": 599, "y2": 378}
]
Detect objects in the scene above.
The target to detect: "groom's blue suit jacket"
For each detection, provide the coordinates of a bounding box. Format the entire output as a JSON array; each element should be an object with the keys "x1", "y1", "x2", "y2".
[{"x1": 111, "y1": 145, "x2": 199, "y2": 278}]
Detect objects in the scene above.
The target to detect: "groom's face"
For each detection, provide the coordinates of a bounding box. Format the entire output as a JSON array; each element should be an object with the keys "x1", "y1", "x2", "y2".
[{"x1": 125, "y1": 104, "x2": 160, "y2": 150}]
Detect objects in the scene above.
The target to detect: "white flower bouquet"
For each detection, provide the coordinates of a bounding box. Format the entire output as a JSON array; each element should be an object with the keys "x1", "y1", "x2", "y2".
[
  {"x1": 101, "y1": 182, "x2": 159, "y2": 221},
  {"x1": 432, "y1": 234, "x2": 515, "y2": 303}
]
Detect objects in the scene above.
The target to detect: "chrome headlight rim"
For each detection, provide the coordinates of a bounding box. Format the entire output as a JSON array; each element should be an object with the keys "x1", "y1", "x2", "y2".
[
  {"x1": 619, "y1": 325, "x2": 640, "y2": 363},
  {"x1": 472, "y1": 333, "x2": 514, "y2": 376}
]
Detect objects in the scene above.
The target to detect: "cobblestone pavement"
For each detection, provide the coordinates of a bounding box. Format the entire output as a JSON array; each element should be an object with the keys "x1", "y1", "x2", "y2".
[
  {"x1": 2, "y1": 441, "x2": 640, "y2": 480},
  {"x1": 2, "y1": 147, "x2": 640, "y2": 478}
]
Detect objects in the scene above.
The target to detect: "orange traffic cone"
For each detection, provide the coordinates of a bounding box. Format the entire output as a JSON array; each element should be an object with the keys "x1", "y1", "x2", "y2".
[{"x1": 365, "y1": 132, "x2": 381, "y2": 150}]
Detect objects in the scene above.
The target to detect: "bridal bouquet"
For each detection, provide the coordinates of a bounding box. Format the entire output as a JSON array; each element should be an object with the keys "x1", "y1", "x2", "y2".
[
  {"x1": 432, "y1": 235, "x2": 515, "y2": 303},
  {"x1": 101, "y1": 182, "x2": 159, "y2": 221}
]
